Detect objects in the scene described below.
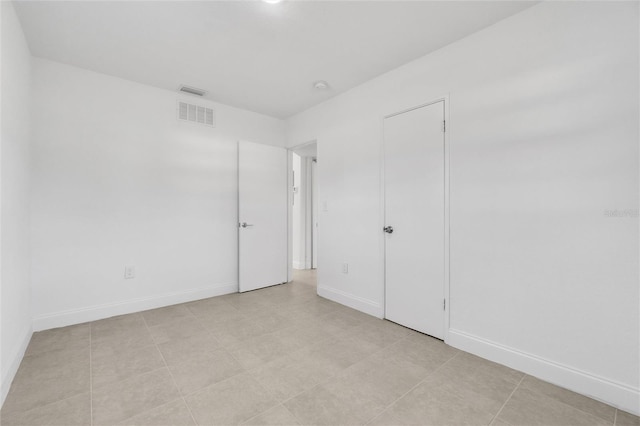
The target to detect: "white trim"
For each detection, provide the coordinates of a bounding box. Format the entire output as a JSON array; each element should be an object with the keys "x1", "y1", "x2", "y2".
[
  {"x1": 287, "y1": 150, "x2": 293, "y2": 282},
  {"x1": 32, "y1": 282, "x2": 237, "y2": 331},
  {"x1": 448, "y1": 328, "x2": 640, "y2": 416},
  {"x1": 288, "y1": 139, "x2": 318, "y2": 152},
  {"x1": 442, "y1": 94, "x2": 451, "y2": 343},
  {"x1": 303, "y1": 157, "x2": 313, "y2": 270},
  {"x1": 288, "y1": 139, "x2": 319, "y2": 279},
  {"x1": 1, "y1": 326, "x2": 32, "y2": 406},
  {"x1": 378, "y1": 106, "x2": 387, "y2": 320},
  {"x1": 317, "y1": 285, "x2": 383, "y2": 318},
  {"x1": 310, "y1": 159, "x2": 318, "y2": 269}
]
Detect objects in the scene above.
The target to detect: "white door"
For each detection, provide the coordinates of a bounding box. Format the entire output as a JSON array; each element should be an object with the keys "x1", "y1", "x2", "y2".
[
  {"x1": 384, "y1": 101, "x2": 445, "y2": 338},
  {"x1": 238, "y1": 141, "x2": 288, "y2": 292}
]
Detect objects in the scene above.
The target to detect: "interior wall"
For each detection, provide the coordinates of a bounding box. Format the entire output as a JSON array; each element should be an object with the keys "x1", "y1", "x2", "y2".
[
  {"x1": 285, "y1": 1, "x2": 639, "y2": 413},
  {"x1": 0, "y1": 1, "x2": 33, "y2": 404},
  {"x1": 30, "y1": 58, "x2": 285, "y2": 330}
]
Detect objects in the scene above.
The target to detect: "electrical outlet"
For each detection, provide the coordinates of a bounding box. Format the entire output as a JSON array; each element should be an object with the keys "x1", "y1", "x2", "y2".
[
  {"x1": 124, "y1": 266, "x2": 135, "y2": 279},
  {"x1": 342, "y1": 263, "x2": 349, "y2": 274}
]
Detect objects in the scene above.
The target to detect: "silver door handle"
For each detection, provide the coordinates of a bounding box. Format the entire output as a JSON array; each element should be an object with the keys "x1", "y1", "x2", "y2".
[
  {"x1": 240, "y1": 222, "x2": 254, "y2": 228},
  {"x1": 383, "y1": 226, "x2": 394, "y2": 234}
]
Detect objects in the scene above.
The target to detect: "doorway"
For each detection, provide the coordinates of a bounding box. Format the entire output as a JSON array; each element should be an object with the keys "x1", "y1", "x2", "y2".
[
  {"x1": 289, "y1": 141, "x2": 318, "y2": 286},
  {"x1": 383, "y1": 100, "x2": 448, "y2": 339}
]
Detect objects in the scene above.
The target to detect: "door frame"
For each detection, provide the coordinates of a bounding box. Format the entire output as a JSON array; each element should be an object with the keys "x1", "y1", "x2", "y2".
[
  {"x1": 380, "y1": 95, "x2": 451, "y2": 343},
  {"x1": 287, "y1": 139, "x2": 318, "y2": 283},
  {"x1": 311, "y1": 158, "x2": 318, "y2": 269}
]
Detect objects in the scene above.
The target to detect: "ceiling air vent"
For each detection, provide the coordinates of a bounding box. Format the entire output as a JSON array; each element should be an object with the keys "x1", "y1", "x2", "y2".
[
  {"x1": 178, "y1": 101, "x2": 215, "y2": 127},
  {"x1": 178, "y1": 85, "x2": 207, "y2": 97}
]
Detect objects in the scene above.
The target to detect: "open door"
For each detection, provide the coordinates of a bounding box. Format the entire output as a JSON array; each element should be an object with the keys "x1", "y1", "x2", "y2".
[{"x1": 238, "y1": 141, "x2": 288, "y2": 292}]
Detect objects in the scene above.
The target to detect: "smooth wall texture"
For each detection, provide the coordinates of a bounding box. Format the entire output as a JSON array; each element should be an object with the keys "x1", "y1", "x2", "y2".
[
  {"x1": 286, "y1": 2, "x2": 639, "y2": 413},
  {"x1": 0, "y1": 1, "x2": 33, "y2": 403},
  {"x1": 31, "y1": 58, "x2": 285, "y2": 329}
]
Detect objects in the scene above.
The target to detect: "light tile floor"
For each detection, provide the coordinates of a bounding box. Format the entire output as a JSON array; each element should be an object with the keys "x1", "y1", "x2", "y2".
[{"x1": 1, "y1": 269, "x2": 638, "y2": 425}]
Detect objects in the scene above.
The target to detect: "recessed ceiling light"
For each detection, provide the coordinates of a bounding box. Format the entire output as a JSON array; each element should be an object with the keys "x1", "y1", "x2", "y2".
[
  {"x1": 313, "y1": 80, "x2": 330, "y2": 90},
  {"x1": 262, "y1": 0, "x2": 282, "y2": 4}
]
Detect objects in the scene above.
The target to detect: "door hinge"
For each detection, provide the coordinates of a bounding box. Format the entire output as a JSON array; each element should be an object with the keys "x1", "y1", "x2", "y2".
[
  {"x1": 442, "y1": 120, "x2": 446, "y2": 132},
  {"x1": 443, "y1": 299, "x2": 446, "y2": 310}
]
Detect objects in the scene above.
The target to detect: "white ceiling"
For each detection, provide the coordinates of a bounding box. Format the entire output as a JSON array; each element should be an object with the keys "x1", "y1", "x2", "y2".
[{"x1": 14, "y1": 1, "x2": 535, "y2": 119}]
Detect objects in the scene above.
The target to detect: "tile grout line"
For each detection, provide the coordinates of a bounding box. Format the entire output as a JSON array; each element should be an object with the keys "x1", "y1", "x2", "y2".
[
  {"x1": 276, "y1": 332, "x2": 399, "y2": 407},
  {"x1": 282, "y1": 326, "x2": 418, "y2": 405},
  {"x1": 239, "y1": 376, "x2": 284, "y2": 424},
  {"x1": 89, "y1": 285, "x2": 460, "y2": 422},
  {"x1": 514, "y1": 376, "x2": 620, "y2": 424},
  {"x1": 365, "y1": 349, "x2": 462, "y2": 425},
  {"x1": 140, "y1": 315, "x2": 200, "y2": 426},
  {"x1": 208, "y1": 334, "x2": 281, "y2": 424},
  {"x1": 558, "y1": 399, "x2": 619, "y2": 424},
  {"x1": 240, "y1": 404, "x2": 287, "y2": 425},
  {"x1": 278, "y1": 334, "x2": 459, "y2": 426},
  {"x1": 4, "y1": 315, "x2": 297, "y2": 426},
  {"x1": 488, "y1": 373, "x2": 525, "y2": 425},
  {"x1": 12, "y1": 276, "x2": 630, "y2": 426},
  {"x1": 236, "y1": 310, "x2": 404, "y2": 425},
  {"x1": 211, "y1": 298, "x2": 362, "y2": 380},
  {"x1": 167, "y1": 318, "x2": 323, "y2": 410},
  {"x1": 3, "y1": 386, "x2": 90, "y2": 419}
]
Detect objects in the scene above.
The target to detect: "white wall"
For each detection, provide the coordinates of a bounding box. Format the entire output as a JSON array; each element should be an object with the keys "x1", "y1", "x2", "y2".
[
  {"x1": 30, "y1": 58, "x2": 285, "y2": 329},
  {"x1": 0, "y1": 1, "x2": 33, "y2": 405},
  {"x1": 286, "y1": 1, "x2": 639, "y2": 414}
]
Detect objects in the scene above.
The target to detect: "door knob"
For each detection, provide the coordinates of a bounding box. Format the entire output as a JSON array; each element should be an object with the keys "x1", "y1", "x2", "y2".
[
  {"x1": 240, "y1": 222, "x2": 254, "y2": 228},
  {"x1": 383, "y1": 226, "x2": 394, "y2": 234}
]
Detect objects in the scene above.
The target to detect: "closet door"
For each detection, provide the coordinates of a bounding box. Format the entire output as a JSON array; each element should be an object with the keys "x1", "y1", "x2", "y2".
[
  {"x1": 383, "y1": 101, "x2": 445, "y2": 338},
  {"x1": 238, "y1": 141, "x2": 288, "y2": 292}
]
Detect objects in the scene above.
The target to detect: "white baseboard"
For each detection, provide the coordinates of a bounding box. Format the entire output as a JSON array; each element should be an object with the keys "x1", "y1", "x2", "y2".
[
  {"x1": 1, "y1": 326, "x2": 32, "y2": 407},
  {"x1": 447, "y1": 328, "x2": 640, "y2": 416},
  {"x1": 317, "y1": 285, "x2": 384, "y2": 318},
  {"x1": 32, "y1": 282, "x2": 238, "y2": 331}
]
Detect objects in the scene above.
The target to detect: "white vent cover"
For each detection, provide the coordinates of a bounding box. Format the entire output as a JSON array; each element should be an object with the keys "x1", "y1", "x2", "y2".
[
  {"x1": 179, "y1": 85, "x2": 207, "y2": 96},
  {"x1": 178, "y1": 101, "x2": 215, "y2": 127}
]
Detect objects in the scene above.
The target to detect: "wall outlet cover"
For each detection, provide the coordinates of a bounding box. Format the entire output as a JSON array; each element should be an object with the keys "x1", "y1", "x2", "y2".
[{"x1": 124, "y1": 266, "x2": 135, "y2": 279}]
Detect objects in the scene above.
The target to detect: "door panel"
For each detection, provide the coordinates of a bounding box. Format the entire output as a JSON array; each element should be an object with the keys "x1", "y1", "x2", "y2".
[
  {"x1": 384, "y1": 101, "x2": 445, "y2": 338},
  {"x1": 238, "y1": 141, "x2": 288, "y2": 292}
]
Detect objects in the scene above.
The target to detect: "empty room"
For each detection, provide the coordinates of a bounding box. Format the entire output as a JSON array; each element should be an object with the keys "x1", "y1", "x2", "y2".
[{"x1": 1, "y1": 0, "x2": 638, "y2": 425}]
